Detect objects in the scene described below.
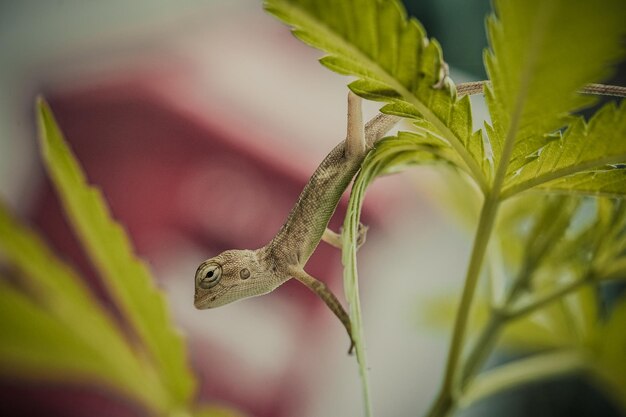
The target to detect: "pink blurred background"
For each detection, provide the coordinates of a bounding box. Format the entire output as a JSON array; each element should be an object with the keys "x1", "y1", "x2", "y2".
[{"x1": 0, "y1": 1, "x2": 472, "y2": 416}]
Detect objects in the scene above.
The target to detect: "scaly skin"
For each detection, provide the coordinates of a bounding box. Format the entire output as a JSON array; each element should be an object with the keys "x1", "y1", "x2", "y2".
[{"x1": 194, "y1": 93, "x2": 399, "y2": 351}]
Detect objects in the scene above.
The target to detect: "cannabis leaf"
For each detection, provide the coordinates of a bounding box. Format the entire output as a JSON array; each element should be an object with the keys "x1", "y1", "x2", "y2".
[
  {"x1": 0, "y1": 203, "x2": 164, "y2": 410},
  {"x1": 341, "y1": 136, "x2": 420, "y2": 416},
  {"x1": 484, "y1": 0, "x2": 625, "y2": 181},
  {"x1": 264, "y1": 0, "x2": 490, "y2": 190},
  {"x1": 502, "y1": 101, "x2": 626, "y2": 198},
  {"x1": 37, "y1": 99, "x2": 195, "y2": 409},
  {"x1": 536, "y1": 166, "x2": 626, "y2": 197},
  {"x1": 341, "y1": 133, "x2": 467, "y2": 415}
]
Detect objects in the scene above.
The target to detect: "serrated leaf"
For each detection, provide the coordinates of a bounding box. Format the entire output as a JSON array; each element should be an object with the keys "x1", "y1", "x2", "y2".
[
  {"x1": 340, "y1": 132, "x2": 480, "y2": 414},
  {"x1": 341, "y1": 141, "x2": 397, "y2": 416},
  {"x1": 264, "y1": 0, "x2": 490, "y2": 190},
  {"x1": 537, "y1": 166, "x2": 626, "y2": 197},
  {"x1": 36, "y1": 98, "x2": 195, "y2": 408},
  {"x1": 0, "y1": 279, "x2": 168, "y2": 413},
  {"x1": 503, "y1": 101, "x2": 626, "y2": 198},
  {"x1": 484, "y1": 0, "x2": 625, "y2": 178},
  {"x1": 0, "y1": 201, "x2": 167, "y2": 411},
  {"x1": 0, "y1": 280, "x2": 113, "y2": 379}
]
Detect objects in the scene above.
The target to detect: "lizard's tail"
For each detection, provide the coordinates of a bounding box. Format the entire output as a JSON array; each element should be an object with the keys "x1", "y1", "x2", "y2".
[{"x1": 365, "y1": 113, "x2": 401, "y2": 148}]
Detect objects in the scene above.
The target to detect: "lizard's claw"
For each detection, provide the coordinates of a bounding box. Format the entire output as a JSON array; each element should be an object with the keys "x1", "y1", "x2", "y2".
[
  {"x1": 348, "y1": 338, "x2": 356, "y2": 355},
  {"x1": 355, "y1": 223, "x2": 369, "y2": 249}
]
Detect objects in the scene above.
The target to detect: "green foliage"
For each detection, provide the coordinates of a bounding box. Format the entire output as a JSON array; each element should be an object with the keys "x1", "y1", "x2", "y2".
[
  {"x1": 0, "y1": 100, "x2": 241, "y2": 416},
  {"x1": 502, "y1": 101, "x2": 626, "y2": 197},
  {"x1": 484, "y1": 0, "x2": 625, "y2": 178},
  {"x1": 37, "y1": 98, "x2": 194, "y2": 408},
  {"x1": 264, "y1": 0, "x2": 490, "y2": 190},
  {"x1": 264, "y1": 0, "x2": 626, "y2": 415},
  {"x1": 0, "y1": 203, "x2": 167, "y2": 410},
  {"x1": 341, "y1": 134, "x2": 440, "y2": 414}
]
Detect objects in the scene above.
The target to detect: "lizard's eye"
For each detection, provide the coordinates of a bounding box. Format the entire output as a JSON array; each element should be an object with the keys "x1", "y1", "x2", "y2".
[{"x1": 197, "y1": 263, "x2": 222, "y2": 289}]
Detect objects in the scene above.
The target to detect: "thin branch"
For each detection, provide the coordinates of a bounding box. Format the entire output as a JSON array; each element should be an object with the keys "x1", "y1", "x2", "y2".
[
  {"x1": 507, "y1": 277, "x2": 593, "y2": 320},
  {"x1": 426, "y1": 192, "x2": 501, "y2": 417}
]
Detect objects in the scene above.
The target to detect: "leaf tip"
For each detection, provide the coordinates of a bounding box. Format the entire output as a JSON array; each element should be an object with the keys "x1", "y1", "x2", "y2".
[{"x1": 35, "y1": 96, "x2": 53, "y2": 125}]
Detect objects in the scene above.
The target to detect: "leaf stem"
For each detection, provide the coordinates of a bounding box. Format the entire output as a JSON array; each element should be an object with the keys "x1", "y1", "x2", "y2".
[
  {"x1": 427, "y1": 191, "x2": 501, "y2": 417},
  {"x1": 507, "y1": 276, "x2": 593, "y2": 320},
  {"x1": 456, "y1": 273, "x2": 595, "y2": 406},
  {"x1": 428, "y1": 28, "x2": 533, "y2": 411},
  {"x1": 459, "y1": 310, "x2": 505, "y2": 387}
]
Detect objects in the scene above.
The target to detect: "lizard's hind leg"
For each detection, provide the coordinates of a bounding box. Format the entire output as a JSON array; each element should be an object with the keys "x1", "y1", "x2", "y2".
[
  {"x1": 290, "y1": 268, "x2": 355, "y2": 354},
  {"x1": 345, "y1": 91, "x2": 366, "y2": 158}
]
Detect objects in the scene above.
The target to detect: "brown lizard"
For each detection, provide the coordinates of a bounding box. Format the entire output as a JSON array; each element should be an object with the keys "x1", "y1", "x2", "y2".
[{"x1": 194, "y1": 92, "x2": 399, "y2": 353}]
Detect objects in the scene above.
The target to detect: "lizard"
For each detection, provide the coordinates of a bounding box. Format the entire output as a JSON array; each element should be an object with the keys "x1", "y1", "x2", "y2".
[{"x1": 194, "y1": 92, "x2": 400, "y2": 353}]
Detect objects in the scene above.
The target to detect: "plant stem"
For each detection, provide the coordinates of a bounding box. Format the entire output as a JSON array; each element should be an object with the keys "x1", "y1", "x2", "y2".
[
  {"x1": 426, "y1": 192, "x2": 500, "y2": 417},
  {"x1": 457, "y1": 273, "x2": 595, "y2": 403},
  {"x1": 460, "y1": 310, "x2": 505, "y2": 387},
  {"x1": 508, "y1": 276, "x2": 592, "y2": 320},
  {"x1": 426, "y1": 391, "x2": 455, "y2": 417},
  {"x1": 428, "y1": 64, "x2": 525, "y2": 414}
]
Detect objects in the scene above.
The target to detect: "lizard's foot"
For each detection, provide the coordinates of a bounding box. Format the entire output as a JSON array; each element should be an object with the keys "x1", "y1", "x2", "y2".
[
  {"x1": 322, "y1": 223, "x2": 368, "y2": 250},
  {"x1": 355, "y1": 222, "x2": 369, "y2": 249}
]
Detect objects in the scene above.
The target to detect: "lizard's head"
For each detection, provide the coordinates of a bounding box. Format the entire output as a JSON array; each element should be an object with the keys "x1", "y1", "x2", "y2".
[{"x1": 194, "y1": 249, "x2": 277, "y2": 309}]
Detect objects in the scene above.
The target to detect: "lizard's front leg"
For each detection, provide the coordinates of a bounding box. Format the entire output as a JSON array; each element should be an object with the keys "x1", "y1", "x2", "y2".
[
  {"x1": 290, "y1": 268, "x2": 355, "y2": 354},
  {"x1": 322, "y1": 223, "x2": 369, "y2": 250}
]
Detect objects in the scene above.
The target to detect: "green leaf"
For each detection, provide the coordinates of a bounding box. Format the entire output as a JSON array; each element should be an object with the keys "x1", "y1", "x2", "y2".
[
  {"x1": 535, "y1": 165, "x2": 626, "y2": 197},
  {"x1": 502, "y1": 101, "x2": 626, "y2": 198},
  {"x1": 460, "y1": 350, "x2": 585, "y2": 408},
  {"x1": 461, "y1": 291, "x2": 626, "y2": 412},
  {"x1": 588, "y1": 200, "x2": 626, "y2": 280},
  {"x1": 0, "y1": 280, "x2": 115, "y2": 380},
  {"x1": 381, "y1": 131, "x2": 471, "y2": 172},
  {"x1": 484, "y1": 0, "x2": 625, "y2": 177},
  {"x1": 341, "y1": 134, "x2": 467, "y2": 415},
  {"x1": 264, "y1": 0, "x2": 490, "y2": 190},
  {"x1": 341, "y1": 143, "x2": 395, "y2": 417},
  {"x1": 36, "y1": 98, "x2": 195, "y2": 408},
  {"x1": 0, "y1": 201, "x2": 167, "y2": 411},
  {"x1": 419, "y1": 294, "x2": 569, "y2": 351}
]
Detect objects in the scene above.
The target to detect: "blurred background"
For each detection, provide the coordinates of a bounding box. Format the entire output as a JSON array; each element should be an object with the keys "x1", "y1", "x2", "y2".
[{"x1": 1, "y1": 1, "x2": 621, "y2": 416}]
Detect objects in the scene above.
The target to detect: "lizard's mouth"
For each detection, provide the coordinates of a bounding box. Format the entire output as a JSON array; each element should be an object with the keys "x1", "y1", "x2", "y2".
[{"x1": 194, "y1": 283, "x2": 237, "y2": 309}]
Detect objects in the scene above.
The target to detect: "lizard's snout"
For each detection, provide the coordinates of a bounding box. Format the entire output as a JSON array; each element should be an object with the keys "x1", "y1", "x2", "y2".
[{"x1": 193, "y1": 290, "x2": 206, "y2": 309}]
